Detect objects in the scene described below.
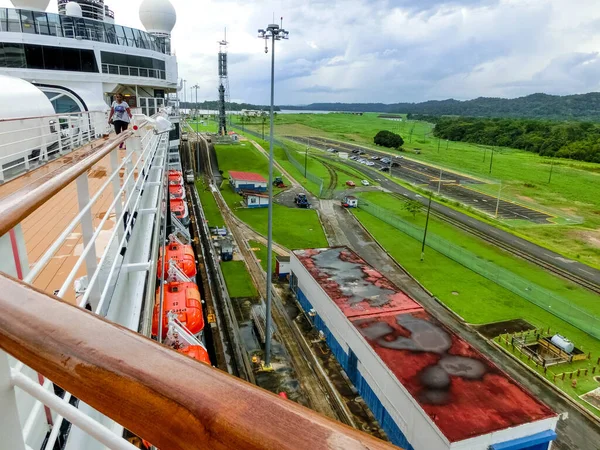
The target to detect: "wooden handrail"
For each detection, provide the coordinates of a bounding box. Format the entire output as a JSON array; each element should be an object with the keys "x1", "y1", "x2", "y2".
[
  {"x1": 0, "y1": 131, "x2": 132, "y2": 237},
  {"x1": 0, "y1": 274, "x2": 399, "y2": 450}
]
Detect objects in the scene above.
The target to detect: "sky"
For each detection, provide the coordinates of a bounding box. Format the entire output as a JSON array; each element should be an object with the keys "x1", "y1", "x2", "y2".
[{"x1": 5, "y1": 0, "x2": 600, "y2": 105}]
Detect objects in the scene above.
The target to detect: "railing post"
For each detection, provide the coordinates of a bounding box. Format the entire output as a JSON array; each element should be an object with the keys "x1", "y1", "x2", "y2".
[
  {"x1": 0, "y1": 352, "x2": 27, "y2": 450},
  {"x1": 76, "y1": 173, "x2": 100, "y2": 308},
  {"x1": 110, "y1": 149, "x2": 125, "y2": 243}
]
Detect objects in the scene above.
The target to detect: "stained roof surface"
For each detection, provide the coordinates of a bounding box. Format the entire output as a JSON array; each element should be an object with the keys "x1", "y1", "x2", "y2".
[
  {"x1": 228, "y1": 171, "x2": 267, "y2": 183},
  {"x1": 293, "y1": 247, "x2": 556, "y2": 443}
]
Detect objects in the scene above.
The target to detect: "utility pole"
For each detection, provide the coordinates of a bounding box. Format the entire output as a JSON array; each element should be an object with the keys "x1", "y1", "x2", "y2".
[
  {"x1": 192, "y1": 84, "x2": 200, "y2": 171},
  {"x1": 437, "y1": 137, "x2": 441, "y2": 153},
  {"x1": 437, "y1": 167, "x2": 442, "y2": 194},
  {"x1": 446, "y1": 139, "x2": 449, "y2": 151},
  {"x1": 258, "y1": 19, "x2": 289, "y2": 369},
  {"x1": 421, "y1": 193, "x2": 432, "y2": 261},
  {"x1": 548, "y1": 159, "x2": 554, "y2": 183},
  {"x1": 489, "y1": 146, "x2": 495, "y2": 174},
  {"x1": 304, "y1": 146, "x2": 308, "y2": 178}
]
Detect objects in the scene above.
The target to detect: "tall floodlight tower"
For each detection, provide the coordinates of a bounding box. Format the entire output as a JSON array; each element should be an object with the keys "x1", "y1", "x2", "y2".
[{"x1": 217, "y1": 30, "x2": 230, "y2": 135}]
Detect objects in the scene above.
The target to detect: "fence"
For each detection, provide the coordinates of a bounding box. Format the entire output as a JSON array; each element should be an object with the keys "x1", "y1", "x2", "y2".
[
  {"x1": 230, "y1": 126, "x2": 325, "y2": 196},
  {"x1": 358, "y1": 200, "x2": 600, "y2": 340}
]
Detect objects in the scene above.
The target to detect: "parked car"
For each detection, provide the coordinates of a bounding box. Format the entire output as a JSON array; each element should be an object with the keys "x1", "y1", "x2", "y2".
[
  {"x1": 371, "y1": 156, "x2": 379, "y2": 160},
  {"x1": 332, "y1": 149, "x2": 339, "y2": 153},
  {"x1": 358, "y1": 150, "x2": 366, "y2": 155},
  {"x1": 380, "y1": 167, "x2": 390, "y2": 172},
  {"x1": 391, "y1": 162, "x2": 400, "y2": 167},
  {"x1": 352, "y1": 149, "x2": 360, "y2": 154},
  {"x1": 326, "y1": 148, "x2": 335, "y2": 152},
  {"x1": 361, "y1": 180, "x2": 370, "y2": 186},
  {"x1": 346, "y1": 180, "x2": 356, "y2": 187},
  {"x1": 380, "y1": 157, "x2": 391, "y2": 164},
  {"x1": 349, "y1": 155, "x2": 358, "y2": 160},
  {"x1": 366, "y1": 161, "x2": 375, "y2": 166}
]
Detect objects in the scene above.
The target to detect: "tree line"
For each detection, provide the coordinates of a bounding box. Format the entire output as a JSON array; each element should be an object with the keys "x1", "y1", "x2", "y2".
[
  {"x1": 181, "y1": 100, "x2": 279, "y2": 112},
  {"x1": 280, "y1": 92, "x2": 600, "y2": 120},
  {"x1": 431, "y1": 117, "x2": 600, "y2": 163}
]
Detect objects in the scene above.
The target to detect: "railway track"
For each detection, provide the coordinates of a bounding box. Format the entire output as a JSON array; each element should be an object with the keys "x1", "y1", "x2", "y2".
[{"x1": 389, "y1": 192, "x2": 600, "y2": 295}]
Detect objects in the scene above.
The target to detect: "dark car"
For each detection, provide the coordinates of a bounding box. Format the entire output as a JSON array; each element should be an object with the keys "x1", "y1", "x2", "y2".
[{"x1": 380, "y1": 167, "x2": 390, "y2": 172}]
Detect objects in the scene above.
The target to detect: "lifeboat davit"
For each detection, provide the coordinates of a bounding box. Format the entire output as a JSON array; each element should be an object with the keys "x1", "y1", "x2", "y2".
[
  {"x1": 178, "y1": 345, "x2": 211, "y2": 364},
  {"x1": 168, "y1": 169, "x2": 183, "y2": 185},
  {"x1": 170, "y1": 198, "x2": 190, "y2": 225},
  {"x1": 169, "y1": 183, "x2": 185, "y2": 199},
  {"x1": 157, "y1": 241, "x2": 196, "y2": 279},
  {"x1": 152, "y1": 282, "x2": 204, "y2": 338}
]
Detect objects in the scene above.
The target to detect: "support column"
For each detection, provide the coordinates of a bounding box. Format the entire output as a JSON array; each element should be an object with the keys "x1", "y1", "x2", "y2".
[
  {"x1": 76, "y1": 173, "x2": 100, "y2": 308},
  {"x1": 0, "y1": 352, "x2": 27, "y2": 450}
]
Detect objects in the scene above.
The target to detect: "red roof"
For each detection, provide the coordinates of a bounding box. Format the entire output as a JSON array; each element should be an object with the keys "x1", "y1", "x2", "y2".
[
  {"x1": 229, "y1": 171, "x2": 267, "y2": 183},
  {"x1": 293, "y1": 247, "x2": 556, "y2": 443}
]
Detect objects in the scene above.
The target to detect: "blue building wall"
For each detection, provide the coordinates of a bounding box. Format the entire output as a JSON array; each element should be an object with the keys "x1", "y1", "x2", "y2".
[
  {"x1": 294, "y1": 284, "x2": 555, "y2": 450},
  {"x1": 230, "y1": 179, "x2": 267, "y2": 193},
  {"x1": 295, "y1": 286, "x2": 413, "y2": 450}
]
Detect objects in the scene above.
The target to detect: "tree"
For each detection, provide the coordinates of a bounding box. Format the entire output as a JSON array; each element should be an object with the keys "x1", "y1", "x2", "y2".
[
  {"x1": 403, "y1": 199, "x2": 422, "y2": 218},
  {"x1": 374, "y1": 130, "x2": 404, "y2": 149}
]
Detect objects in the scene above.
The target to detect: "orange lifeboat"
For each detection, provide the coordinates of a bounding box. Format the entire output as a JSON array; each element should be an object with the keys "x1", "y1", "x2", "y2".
[
  {"x1": 152, "y1": 282, "x2": 204, "y2": 338},
  {"x1": 169, "y1": 183, "x2": 185, "y2": 199},
  {"x1": 178, "y1": 345, "x2": 211, "y2": 364},
  {"x1": 168, "y1": 169, "x2": 183, "y2": 185},
  {"x1": 157, "y1": 241, "x2": 196, "y2": 278},
  {"x1": 170, "y1": 198, "x2": 189, "y2": 225}
]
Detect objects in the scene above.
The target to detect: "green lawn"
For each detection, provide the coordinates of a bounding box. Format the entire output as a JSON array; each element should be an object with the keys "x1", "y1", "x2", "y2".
[
  {"x1": 220, "y1": 261, "x2": 257, "y2": 298},
  {"x1": 214, "y1": 142, "x2": 328, "y2": 250},
  {"x1": 358, "y1": 192, "x2": 600, "y2": 316},
  {"x1": 253, "y1": 113, "x2": 600, "y2": 269},
  {"x1": 187, "y1": 120, "x2": 219, "y2": 133},
  {"x1": 195, "y1": 180, "x2": 225, "y2": 226},
  {"x1": 248, "y1": 239, "x2": 276, "y2": 273}
]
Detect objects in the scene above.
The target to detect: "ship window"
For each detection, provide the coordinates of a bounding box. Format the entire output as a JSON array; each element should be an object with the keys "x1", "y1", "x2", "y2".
[
  {"x1": 114, "y1": 25, "x2": 128, "y2": 46},
  {"x1": 104, "y1": 23, "x2": 117, "y2": 44},
  {"x1": 46, "y1": 13, "x2": 62, "y2": 37},
  {"x1": 62, "y1": 47, "x2": 81, "y2": 71},
  {"x1": 80, "y1": 49, "x2": 97, "y2": 72},
  {"x1": 43, "y1": 46, "x2": 62, "y2": 70},
  {"x1": 6, "y1": 9, "x2": 21, "y2": 33},
  {"x1": 60, "y1": 16, "x2": 75, "y2": 38},
  {"x1": 124, "y1": 27, "x2": 137, "y2": 47},
  {"x1": 20, "y1": 10, "x2": 37, "y2": 34},
  {"x1": 24, "y1": 44, "x2": 44, "y2": 69},
  {"x1": 2, "y1": 43, "x2": 26, "y2": 68},
  {"x1": 34, "y1": 12, "x2": 50, "y2": 36}
]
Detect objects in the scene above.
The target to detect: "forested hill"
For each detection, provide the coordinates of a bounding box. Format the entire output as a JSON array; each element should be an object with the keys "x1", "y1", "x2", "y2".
[
  {"x1": 181, "y1": 101, "x2": 278, "y2": 112},
  {"x1": 281, "y1": 92, "x2": 600, "y2": 120}
]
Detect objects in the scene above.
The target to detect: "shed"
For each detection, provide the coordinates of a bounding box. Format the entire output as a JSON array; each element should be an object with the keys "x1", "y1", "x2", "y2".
[
  {"x1": 276, "y1": 255, "x2": 290, "y2": 279},
  {"x1": 289, "y1": 247, "x2": 558, "y2": 450},
  {"x1": 229, "y1": 171, "x2": 267, "y2": 192},
  {"x1": 242, "y1": 191, "x2": 269, "y2": 208}
]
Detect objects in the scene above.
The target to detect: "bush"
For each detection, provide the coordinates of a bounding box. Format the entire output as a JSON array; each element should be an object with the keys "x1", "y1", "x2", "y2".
[{"x1": 374, "y1": 130, "x2": 404, "y2": 149}]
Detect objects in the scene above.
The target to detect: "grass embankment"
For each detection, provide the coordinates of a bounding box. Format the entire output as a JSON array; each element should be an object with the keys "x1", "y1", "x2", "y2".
[
  {"x1": 214, "y1": 142, "x2": 328, "y2": 250},
  {"x1": 248, "y1": 240, "x2": 276, "y2": 272},
  {"x1": 247, "y1": 113, "x2": 600, "y2": 269},
  {"x1": 195, "y1": 180, "x2": 224, "y2": 226},
  {"x1": 220, "y1": 261, "x2": 257, "y2": 298},
  {"x1": 187, "y1": 120, "x2": 219, "y2": 133},
  {"x1": 352, "y1": 192, "x2": 600, "y2": 415}
]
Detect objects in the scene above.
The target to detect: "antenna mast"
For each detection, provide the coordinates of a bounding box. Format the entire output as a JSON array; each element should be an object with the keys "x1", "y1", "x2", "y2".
[{"x1": 217, "y1": 28, "x2": 230, "y2": 136}]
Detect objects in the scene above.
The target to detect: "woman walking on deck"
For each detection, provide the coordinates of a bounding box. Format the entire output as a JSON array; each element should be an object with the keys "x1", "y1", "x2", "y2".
[{"x1": 109, "y1": 93, "x2": 132, "y2": 148}]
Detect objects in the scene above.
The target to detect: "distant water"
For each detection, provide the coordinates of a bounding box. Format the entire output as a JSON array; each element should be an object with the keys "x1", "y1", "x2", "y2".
[{"x1": 279, "y1": 110, "x2": 333, "y2": 114}]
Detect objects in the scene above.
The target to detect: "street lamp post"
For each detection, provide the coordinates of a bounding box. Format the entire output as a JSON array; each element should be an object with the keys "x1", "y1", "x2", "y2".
[
  {"x1": 421, "y1": 193, "x2": 433, "y2": 261},
  {"x1": 258, "y1": 21, "x2": 289, "y2": 368},
  {"x1": 489, "y1": 146, "x2": 495, "y2": 174},
  {"x1": 192, "y1": 84, "x2": 200, "y2": 171},
  {"x1": 548, "y1": 158, "x2": 554, "y2": 184}
]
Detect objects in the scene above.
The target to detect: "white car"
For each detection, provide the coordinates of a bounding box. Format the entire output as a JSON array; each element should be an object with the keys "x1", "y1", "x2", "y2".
[
  {"x1": 366, "y1": 162, "x2": 375, "y2": 166},
  {"x1": 361, "y1": 180, "x2": 370, "y2": 186}
]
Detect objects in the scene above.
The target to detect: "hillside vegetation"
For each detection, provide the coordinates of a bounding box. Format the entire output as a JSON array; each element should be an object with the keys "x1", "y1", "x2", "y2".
[
  {"x1": 430, "y1": 116, "x2": 600, "y2": 163},
  {"x1": 281, "y1": 92, "x2": 600, "y2": 120}
]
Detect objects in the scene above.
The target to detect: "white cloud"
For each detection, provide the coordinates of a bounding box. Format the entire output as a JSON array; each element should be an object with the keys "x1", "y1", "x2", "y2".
[{"x1": 2, "y1": 0, "x2": 600, "y2": 104}]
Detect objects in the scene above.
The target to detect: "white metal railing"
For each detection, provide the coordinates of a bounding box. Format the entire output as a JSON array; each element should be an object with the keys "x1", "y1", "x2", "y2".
[
  {"x1": 1, "y1": 111, "x2": 172, "y2": 450},
  {"x1": 0, "y1": 110, "x2": 109, "y2": 183}
]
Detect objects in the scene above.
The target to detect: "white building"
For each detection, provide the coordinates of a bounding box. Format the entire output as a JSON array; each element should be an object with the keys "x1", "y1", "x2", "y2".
[{"x1": 290, "y1": 247, "x2": 559, "y2": 450}]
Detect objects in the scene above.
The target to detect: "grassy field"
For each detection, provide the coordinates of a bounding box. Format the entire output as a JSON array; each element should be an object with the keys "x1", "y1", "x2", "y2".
[
  {"x1": 214, "y1": 142, "x2": 329, "y2": 250},
  {"x1": 187, "y1": 120, "x2": 219, "y2": 133},
  {"x1": 248, "y1": 239, "x2": 276, "y2": 273},
  {"x1": 220, "y1": 261, "x2": 257, "y2": 298},
  {"x1": 250, "y1": 113, "x2": 600, "y2": 269},
  {"x1": 352, "y1": 206, "x2": 600, "y2": 416},
  {"x1": 195, "y1": 180, "x2": 225, "y2": 226},
  {"x1": 358, "y1": 192, "x2": 600, "y2": 316}
]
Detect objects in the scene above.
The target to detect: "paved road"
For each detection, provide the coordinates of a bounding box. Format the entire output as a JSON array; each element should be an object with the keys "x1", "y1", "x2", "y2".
[
  {"x1": 302, "y1": 147, "x2": 600, "y2": 289},
  {"x1": 325, "y1": 203, "x2": 600, "y2": 450},
  {"x1": 287, "y1": 136, "x2": 553, "y2": 223}
]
